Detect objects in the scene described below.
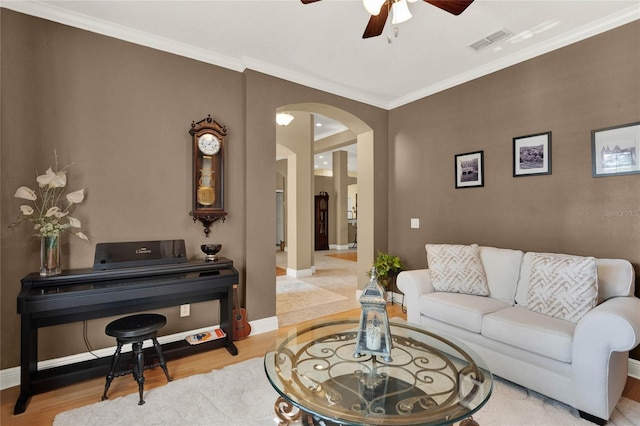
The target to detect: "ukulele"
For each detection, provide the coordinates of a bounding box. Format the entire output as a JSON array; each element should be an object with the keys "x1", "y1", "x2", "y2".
[{"x1": 232, "y1": 284, "x2": 251, "y2": 340}]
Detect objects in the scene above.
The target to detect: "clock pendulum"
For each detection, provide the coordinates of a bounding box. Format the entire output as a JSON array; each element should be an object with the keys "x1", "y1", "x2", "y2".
[{"x1": 197, "y1": 156, "x2": 215, "y2": 206}]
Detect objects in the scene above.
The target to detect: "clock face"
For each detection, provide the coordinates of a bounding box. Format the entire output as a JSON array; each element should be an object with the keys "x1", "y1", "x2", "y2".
[{"x1": 198, "y1": 133, "x2": 221, "y2": 155}]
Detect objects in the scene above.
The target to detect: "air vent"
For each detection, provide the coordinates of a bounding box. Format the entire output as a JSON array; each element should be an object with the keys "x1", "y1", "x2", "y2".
[{"x1": 468, "y1": 28, "x2": 512, "y2": 52}]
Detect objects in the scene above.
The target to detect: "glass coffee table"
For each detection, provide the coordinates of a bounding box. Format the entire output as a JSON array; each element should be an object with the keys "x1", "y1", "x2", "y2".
[{"x1": 264, "y1": 319, "x2": 492, "y2": 426}]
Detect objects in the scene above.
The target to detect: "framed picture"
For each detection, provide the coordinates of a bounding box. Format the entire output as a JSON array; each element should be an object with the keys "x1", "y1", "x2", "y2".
[
  {"x1": 591, "y1": 121, "x2": 640, "y2": 177},
  {"x1": 513, "y1": 132, "x2": 552, "y2": 177},
  {"x1": 455, "y1": 151, "x2": 484, "y2": 188}
]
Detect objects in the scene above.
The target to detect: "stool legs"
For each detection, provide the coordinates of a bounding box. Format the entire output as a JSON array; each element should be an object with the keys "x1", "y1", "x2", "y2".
[
  {"x1": 103, "y1": 314, "x2": 170, "y2": 406},
  {"x1": 102, "y1": 338, "x2": 171, "y2": 405},
  {"x1": 152, "y1": 337, "x2": 173, "y2": 382},
  {"x1": 132, "y1": 341, "x2": 145, "y2": 405},
  {"x1": 102, "y1": 341, "x2": 123, "y2": 401}
]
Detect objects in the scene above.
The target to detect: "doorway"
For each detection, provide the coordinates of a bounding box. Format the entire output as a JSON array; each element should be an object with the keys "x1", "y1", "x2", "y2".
[{"x1": 275, "y1": 103, "x2": 374, "y2": 326}]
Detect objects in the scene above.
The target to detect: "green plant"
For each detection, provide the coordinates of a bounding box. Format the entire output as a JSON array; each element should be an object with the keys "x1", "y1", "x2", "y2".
[{"x1": 370, "y1": 251, "x2": 404, "y2": 289}]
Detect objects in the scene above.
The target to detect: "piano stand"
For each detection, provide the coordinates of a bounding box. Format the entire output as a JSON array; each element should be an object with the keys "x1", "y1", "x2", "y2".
[{"x1": 15, "y1": 258, "x2": 240, "y2": 414}]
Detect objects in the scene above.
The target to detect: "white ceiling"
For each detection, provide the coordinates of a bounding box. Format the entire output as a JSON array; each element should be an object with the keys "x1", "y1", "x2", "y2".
[
  {"x1": 3, "y1": 1, "x2": 638, "y2": 175},
  {"x1": 313, "y1": 113, "x2": 356, "y2": 174}
]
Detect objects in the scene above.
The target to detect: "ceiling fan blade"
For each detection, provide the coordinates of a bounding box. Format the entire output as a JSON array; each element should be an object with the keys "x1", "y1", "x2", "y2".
[
  {"x1": 300, "y1": 0, "x2": 322, "y2": 3},
  {"x1": 362, "y1": 0, "x2": 390, "y2": 39},
  {"x1": 423, "y1": 0, "x2": 475, "y2": 16}
]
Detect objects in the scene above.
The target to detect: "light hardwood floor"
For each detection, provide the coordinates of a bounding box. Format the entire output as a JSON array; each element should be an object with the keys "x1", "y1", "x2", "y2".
[
  {"x1": 3, "y1": 307, "x2": 385, "y2": 426},
  {"x1": 2, "y1": 305, "x2": 639, "y2": 426}
]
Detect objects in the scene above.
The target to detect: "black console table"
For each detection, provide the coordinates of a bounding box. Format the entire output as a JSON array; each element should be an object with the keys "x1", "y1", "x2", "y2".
[{"x1": 15, "y1": 258, "x2": 239, "y2": 414}]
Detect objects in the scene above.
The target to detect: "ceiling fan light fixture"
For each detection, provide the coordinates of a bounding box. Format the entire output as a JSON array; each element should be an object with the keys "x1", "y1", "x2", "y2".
[
  {"x1": 363, "y1": 0, "x2": 386, "y2": 16},
  {"x1": 391, "y1": 0, "x2": 412, "y2": 25},
  {"x1": 276, "y1": 112, "x2": 295, "y2": 126}
]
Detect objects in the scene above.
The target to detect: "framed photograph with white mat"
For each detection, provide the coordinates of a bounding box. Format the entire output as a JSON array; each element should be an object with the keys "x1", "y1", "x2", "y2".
[
  {"x1": 591, "y1": 121, "x2": 640, "y2": 177},
  {"x1": 513, "y1": 132, "x2": 552, "y2": 177},
  {"x1": 455, "y1": 150, "x2": 484, "y2": 188}
]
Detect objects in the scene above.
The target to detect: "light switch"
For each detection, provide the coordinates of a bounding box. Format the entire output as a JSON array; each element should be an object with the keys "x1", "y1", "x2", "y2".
[{"x1": 411, "y1": 218, "x2": 420, "y2": 229}]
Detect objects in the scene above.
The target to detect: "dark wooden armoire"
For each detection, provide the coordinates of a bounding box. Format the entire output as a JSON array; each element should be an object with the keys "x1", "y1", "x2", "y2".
[{"x1": 314, "y1": 192, "x2": 329, "y2": 250}]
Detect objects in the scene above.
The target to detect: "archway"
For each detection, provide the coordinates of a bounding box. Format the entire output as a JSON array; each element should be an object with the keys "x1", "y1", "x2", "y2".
[{"x1": 275, "y1": 103, "x2": 375, "y2": 292}]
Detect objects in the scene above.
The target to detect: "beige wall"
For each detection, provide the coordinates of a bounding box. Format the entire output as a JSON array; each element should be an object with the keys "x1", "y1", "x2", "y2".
[
  {"x1": 0, "y1": 9, "x2": 245, "y2": 366},
  {"x1": 0, "y1": 10, "x2": 388, "y2": 369},
  {"x1": 388, "y1": 22, "x2": 640, "y2": 358},
  {"x1": 2, "y1": 9, "x2": 637, "y2": 370}
]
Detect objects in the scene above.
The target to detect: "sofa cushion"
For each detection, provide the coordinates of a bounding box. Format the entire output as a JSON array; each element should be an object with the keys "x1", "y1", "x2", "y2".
[
  {"x1": 526, "y1": 253, "x2": 598, "y2": 323},
  {"x1": 478, "y1": 246, "x2": 523, "y2": 304},
  {"x1": 515, "y1": 252, "x2": 624, "y2": 306},
  {"x1": 426, "y1": 244, "x2": 490, "y2": 296},
  {"x1": 482, "y1": 305, "x2": 575, "y2": 363},
  {"x1": 594, "y1": 258, "x2": 635, "y2": 302},
  {"x1": 420, "y1": 292, "x2": 511, "y2": 333}
]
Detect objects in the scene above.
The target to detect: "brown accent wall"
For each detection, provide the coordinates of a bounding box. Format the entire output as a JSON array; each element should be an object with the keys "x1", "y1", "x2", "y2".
[
  {"x1": 243, "y1": 70, "x2": 389, "y2": 320},
  {"x1": 388, "y1": 22, "x2": 640, "y2": 359},
  {"x1": 0, "y1": 9, "x2": 388, "y2": 369},
  {"x1": 1, "y1": 8, "x2": 637, "y2": 371},
  {"x1": 0, "y1": 8, "x2": 246, "y2": 367}
]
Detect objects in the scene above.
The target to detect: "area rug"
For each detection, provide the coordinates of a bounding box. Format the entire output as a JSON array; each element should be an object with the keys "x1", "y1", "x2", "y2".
[
  {"x1": 276, "y1": 280, "x2": 347, "y2": 314},
  {"x1": 54, "y1": 357, "x2": 640, "y2": 426}
]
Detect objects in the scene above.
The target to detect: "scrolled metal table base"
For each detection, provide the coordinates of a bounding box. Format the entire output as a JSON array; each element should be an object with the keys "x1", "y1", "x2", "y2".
[
  {"x1": 275, "y1": 396, "x2": 302, "y2": 426},
  {"x1": 275, "y1": 395, "x2": 481, "y2": 426},
  {"x1": 275, "y1": 396, "x2": 343, "y2": 426},
  {"x1": 460, "y1": 416, "x2": 480, "y2": 426}
]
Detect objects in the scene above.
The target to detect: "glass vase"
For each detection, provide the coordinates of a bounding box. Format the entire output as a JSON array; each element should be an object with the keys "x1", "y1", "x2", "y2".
[{"x1": 40, "y1": 233, "x2": 61, "y2": 277}]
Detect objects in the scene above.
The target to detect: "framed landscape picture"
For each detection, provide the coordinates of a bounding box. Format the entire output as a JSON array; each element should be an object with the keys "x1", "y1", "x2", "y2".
[
  {"x1": 513, "y1": 132, "x2": 551, "y2": 177},
  {"x1": 591, "y1": 121, "x2": 640, "y2": 177},
  {"x1": 455, "y1": 151, "x2": 484, "y2": 188}
]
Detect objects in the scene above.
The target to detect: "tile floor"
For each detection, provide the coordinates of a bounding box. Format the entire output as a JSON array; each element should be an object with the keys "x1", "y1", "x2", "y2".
[{"x1": 276, "y1": 249, "x2": 360, "y2": 326}]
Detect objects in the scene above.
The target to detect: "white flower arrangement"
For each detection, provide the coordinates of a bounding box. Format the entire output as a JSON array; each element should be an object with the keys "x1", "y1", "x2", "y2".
[{"x1": 10, "y1": 152, "x2": 89, "y2": 241}]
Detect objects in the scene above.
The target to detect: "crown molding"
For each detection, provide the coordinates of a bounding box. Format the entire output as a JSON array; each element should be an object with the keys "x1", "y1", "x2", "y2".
[
  {"x1": 2, "y1": 1, "x2": 638, "y2": 111},
  {"x1": 0, "y1": 0, "x2": 245, "y2": 72},
  {"x1": 1, "y1": 0, "x2": 390, "y2": 108},
  {"x1": 241, "y1": 56, "x2": 389, "y2": 109},
  {"x1": 389, "y1": 5, "x2": 640, "y2": 109}
]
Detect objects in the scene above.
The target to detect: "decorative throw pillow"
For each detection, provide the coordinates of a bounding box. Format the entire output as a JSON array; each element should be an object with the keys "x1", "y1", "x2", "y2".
[
  {"x1": 527, "y1": 253, "x2": 598, "y2": 323},
  {"x1": 426, "y1": 244, "x2": 489, "y2": 296}
]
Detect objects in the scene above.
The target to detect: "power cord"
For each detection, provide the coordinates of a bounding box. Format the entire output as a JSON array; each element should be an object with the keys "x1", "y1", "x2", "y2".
[{"x1": 83, "y1": 320, "x2": 100, "y2": 359}]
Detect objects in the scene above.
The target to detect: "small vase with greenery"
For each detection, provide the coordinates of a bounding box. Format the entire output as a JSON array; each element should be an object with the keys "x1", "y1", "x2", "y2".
[{"x1": 370, "y1": 251, "x2": 404, "y2": 290}]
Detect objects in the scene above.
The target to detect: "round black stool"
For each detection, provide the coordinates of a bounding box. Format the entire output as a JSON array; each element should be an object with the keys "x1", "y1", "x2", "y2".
[{"x1": 101, "y1": 313, "x2": 173, "y2": 405}]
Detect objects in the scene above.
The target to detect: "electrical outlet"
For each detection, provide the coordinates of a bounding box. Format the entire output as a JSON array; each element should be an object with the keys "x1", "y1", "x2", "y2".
[
  {"x1": 180, "y1": 304, "x2": 190, "y2": 317},
  {"x1": 411, "y1": 218, "x2": 420, "y2": 229}
]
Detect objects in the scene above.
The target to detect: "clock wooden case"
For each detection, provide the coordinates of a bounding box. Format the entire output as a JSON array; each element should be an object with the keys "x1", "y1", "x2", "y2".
[{"x1": 189, "y1": 114, "x2": 227, "y2": 236}]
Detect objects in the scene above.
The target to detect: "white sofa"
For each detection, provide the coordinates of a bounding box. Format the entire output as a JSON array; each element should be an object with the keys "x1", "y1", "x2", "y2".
[{"x1": 397, "y1": 245, "x2": 640, "y2": 425}]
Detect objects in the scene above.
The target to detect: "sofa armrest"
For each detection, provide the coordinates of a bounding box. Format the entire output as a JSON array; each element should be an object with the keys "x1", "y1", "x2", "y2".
[
  {"x1": 397, "y1": 269, "x2": 434, "y2": 324},
  {"x1": 574, "y1": 296, "x2": 640, "y2": 354},
  {"x1": 572, "y1": 296, "x2": 640, "y2": 418}
]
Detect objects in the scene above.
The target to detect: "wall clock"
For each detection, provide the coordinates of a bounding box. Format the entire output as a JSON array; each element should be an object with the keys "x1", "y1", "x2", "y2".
[{"x1": 189, "y1": 114, "x2": 228, "y2": 236}]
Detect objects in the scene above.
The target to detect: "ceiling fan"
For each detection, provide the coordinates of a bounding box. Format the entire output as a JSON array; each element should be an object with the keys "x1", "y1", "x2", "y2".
[{"x1": 301, "y1": 0, "x2": 475, "y2": 39}]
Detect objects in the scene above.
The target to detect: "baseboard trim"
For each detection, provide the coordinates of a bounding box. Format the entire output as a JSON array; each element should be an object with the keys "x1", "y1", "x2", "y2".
[
  {"x1": 0, "y1": 316, "x2": 279, "y2": 391},
  {"x1": 330, "y1": 244, "x2": 351, "y2": 250},
  {"x1": 629, "y1": 358, "x2": 640, "y2": 380},
  {"x1": 248, "y1": 315, "x2": 279, "y2": 336},
  {"x1": 286, "y1": 267, "x2": 313, "y2": 278}
]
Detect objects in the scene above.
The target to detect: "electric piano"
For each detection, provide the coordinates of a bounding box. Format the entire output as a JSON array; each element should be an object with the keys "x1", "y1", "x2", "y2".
[{"x1": 15, "y1": 256, "x2": 239, "y2": 414}]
